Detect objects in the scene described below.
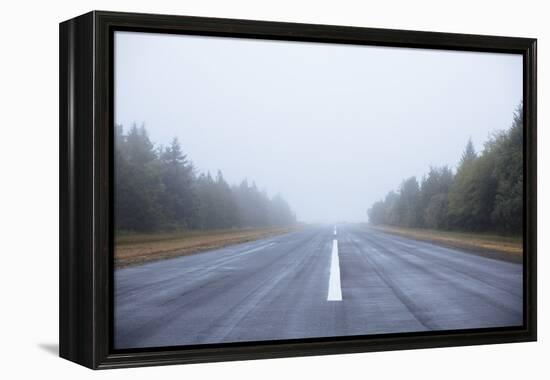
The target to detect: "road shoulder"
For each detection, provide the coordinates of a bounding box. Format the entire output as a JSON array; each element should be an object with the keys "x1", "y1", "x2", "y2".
[{"x1": 366, "y1": 225, "x2": 523, "y2": 264}]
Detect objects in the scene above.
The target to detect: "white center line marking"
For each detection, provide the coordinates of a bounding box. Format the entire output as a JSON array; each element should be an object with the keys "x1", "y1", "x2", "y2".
[
  {"x1": 334, "y1": 226, "x2": 337, "y2": 236},
  {"x1": 327, "y1": 239, "x2": 342, "y2": 301}
]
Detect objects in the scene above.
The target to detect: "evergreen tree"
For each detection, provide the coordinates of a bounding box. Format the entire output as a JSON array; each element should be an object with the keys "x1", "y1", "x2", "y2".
[
  {"x1": 367, "y1": 200, "x2": 386, "y2": 225},
  {"x1": 396, "y1": 177, "x2": 422, "y2": 227},
  {"x1": 460, "y1": 138, "x2": 477, "y2": 166},
  {"x1": 420, "y1": 166, "x2": 454, "y2": 229},
  {"x1": 159, "y1": 138, "x2": 199, "y2": 229},
  {"x1": 269, "y1": 194, "x2": 296, "y2": 226},
  {"x1": 116, "y1": 124, "x2": 165, "y2": 232},
  {"x1": 448, "y1": 140, "x2": 497, "y2": 231},
  {"x1": 424, "y1": 193, "x2": 450, "y2": 229},
  {"x1": 491, "y1": 105, "x2": 523, "y2": 233},
  {"x1": 214, "y1": 170, "x2": 239, "y2": 228}
]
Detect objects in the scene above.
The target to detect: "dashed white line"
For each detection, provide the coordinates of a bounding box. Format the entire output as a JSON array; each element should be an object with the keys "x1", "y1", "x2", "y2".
[
  {"x1": 327, "y1": 239, "x2": 342, "y2": 301},
  {"x1": 241, "y1": 242, "x2": 275, "y2": 254},
  {"x1": 334, "y1": 226, "x2": 337, "y2": 236}
]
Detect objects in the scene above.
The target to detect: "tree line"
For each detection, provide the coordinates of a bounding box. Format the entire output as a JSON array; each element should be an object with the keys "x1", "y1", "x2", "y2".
[
  {"x1": 115, "y1": 124, "x2": 296, "y2": 233},
  {"x1": 367, "y1": 105, "x2": 523, "y2": 234}
]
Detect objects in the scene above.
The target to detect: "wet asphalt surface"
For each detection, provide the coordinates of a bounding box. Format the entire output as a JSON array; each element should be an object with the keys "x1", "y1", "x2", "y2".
[{"x1": 114, "y1": 224, "x2": 522, "y2": 349}]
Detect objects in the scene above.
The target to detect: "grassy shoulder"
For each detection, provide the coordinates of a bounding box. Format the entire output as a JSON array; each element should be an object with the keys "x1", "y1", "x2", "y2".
[
  {"x1": 115, "y1": 226, "x2": 297, "y2": 268},
  {"x1": 368, "y1": 224, "x2": 522, "y2": 262}
]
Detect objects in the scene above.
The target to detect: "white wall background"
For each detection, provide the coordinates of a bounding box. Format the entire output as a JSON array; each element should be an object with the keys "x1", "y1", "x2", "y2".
[{"x1": 0, "y1": 0, "x2": 547, "y2": 378}]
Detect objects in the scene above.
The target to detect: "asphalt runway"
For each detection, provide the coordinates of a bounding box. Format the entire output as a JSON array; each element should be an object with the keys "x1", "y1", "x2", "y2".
[{"x1": 114, "y1": 224, "x2": 523, "y2": 349}]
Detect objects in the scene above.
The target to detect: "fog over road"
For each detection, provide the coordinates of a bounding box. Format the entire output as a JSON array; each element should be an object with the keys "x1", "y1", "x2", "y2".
[{"x1": 114, "y1": 225, "x2": 523, "y2": 349}]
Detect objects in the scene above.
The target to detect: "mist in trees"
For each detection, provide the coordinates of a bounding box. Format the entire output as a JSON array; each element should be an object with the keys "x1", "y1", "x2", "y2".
[
  {"x1": 367, "y1": 105, "x2": 523, "y2": 235},
  {"x1": 115, "y1": 124, "x2": 296, "y2": 233}
]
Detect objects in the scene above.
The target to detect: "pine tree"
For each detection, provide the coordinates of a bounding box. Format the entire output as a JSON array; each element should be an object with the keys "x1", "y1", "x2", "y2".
[
  {"x1": 491, "y1": 105, "x2": 523, "y2": 233},
  {"x1": 460, "y1": 138, "x2": 477, "y2": 166},
  {"x1": 116, "y1": 123, "x2": 165, "y2": 232},
  {"x1": 159, "y1": 138, "x2": 199, "y2": 229}
]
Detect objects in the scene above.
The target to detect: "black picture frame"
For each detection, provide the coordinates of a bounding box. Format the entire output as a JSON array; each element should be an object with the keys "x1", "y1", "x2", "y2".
[{"x1": 59, "y1": 10, "x2": 537, "y2": 369}]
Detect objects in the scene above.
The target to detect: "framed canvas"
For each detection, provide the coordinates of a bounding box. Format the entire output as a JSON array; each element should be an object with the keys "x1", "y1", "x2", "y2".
[{"x1": 59, "y1": 11, "x2": 537, "y2": 369}]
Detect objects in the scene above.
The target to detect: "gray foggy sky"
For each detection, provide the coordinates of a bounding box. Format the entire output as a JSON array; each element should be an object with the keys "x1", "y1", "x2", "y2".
[{"x1": 115, "y1": 31, "x2": 522, "y2": 223}]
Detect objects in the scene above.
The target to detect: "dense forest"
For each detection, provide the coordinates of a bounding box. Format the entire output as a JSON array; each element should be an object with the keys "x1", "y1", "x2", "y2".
[
  {"x1": 367, "y1": 105, "x2": 523, "y2": 234},
  {"x1": 115, "y1": 124, "x2": 296, "y2": 233}
]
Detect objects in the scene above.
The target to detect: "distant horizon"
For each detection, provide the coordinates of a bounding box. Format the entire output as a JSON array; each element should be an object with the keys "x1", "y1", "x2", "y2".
[{"x1": 115, "y1": 31, "x2": 522, "y2": 223}]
